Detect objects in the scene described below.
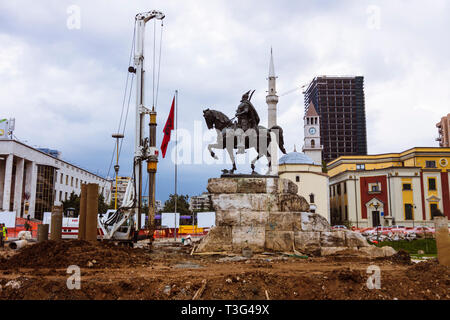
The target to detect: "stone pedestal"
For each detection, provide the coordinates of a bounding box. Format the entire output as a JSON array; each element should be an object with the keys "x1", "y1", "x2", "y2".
[{"x1": 196, "y1": 177, "x2": 386, "y2": 256}]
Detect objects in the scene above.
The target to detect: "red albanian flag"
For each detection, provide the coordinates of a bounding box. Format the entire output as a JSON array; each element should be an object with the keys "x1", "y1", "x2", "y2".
[{"x1": 160, "y1": 96, "x2": 175, "y2": 158}]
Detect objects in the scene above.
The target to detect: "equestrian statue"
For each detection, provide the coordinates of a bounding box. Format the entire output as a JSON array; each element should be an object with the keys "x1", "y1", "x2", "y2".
[{"x1": 203, "y1": 90, "x2": 287, "y2": 175}]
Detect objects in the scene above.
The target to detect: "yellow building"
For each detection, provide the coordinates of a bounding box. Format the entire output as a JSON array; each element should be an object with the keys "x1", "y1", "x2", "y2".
[
  {"x1": 278, "y1": 151, "x2": 330, "y2": 221},
  {"x1": 327, "y1": 147, "x2": 450, "y2": 227}
]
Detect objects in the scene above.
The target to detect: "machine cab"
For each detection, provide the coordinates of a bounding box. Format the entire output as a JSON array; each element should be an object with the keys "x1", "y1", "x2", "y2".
[{"x1": 64, "y1": 207, "x2": 78, "y2": 218}]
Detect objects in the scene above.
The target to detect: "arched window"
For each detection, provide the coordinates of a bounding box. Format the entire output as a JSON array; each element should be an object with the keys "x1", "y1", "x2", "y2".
[
  {"x1": 311, "y1": 139, "x2": 315, "y2": 148},
  {"x1": 309, "y1": 193, "x2": 315, "y2": 203}
]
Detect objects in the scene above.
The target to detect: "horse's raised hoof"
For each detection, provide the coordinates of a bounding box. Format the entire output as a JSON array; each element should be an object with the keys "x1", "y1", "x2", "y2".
[{"x1": 211, "y1": 152, "x2": 218, "y2": 160}]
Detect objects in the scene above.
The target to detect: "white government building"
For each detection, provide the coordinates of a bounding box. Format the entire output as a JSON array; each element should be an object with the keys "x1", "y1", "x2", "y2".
[{"x1": 0, "y1": 139, "x2": 113, "y2": 220}]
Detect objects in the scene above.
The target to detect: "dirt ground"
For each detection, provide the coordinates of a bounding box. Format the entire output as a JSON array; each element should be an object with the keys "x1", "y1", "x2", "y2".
[{"x1": 0, "y1": 239, "x2": 448, "y2": 300}]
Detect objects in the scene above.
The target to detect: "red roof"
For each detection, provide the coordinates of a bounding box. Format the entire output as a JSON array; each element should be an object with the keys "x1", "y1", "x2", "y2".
[{"x1": 306, "y1": 102, "x2": 319, "y2": 117}]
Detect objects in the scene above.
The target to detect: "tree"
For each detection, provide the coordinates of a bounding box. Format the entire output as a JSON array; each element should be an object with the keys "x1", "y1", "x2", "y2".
[
  {"x1": 98, "y1": 193, "x2": 110, "y2": 214},
  {"x1": 162, "y1": 194, "x2": 191, "y2": 215},
  {"x1": 322, "y1": 160, "x2": 328, "y2": 173},
  {"x1": 61, "y1": 192, "x2": 110, "y2": 215},
  {"x1": 61, "y1": 191, "x2": 80, "y2": 214}
]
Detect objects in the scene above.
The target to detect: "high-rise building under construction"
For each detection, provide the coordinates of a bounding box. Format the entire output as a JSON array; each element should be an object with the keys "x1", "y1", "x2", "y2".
[{"x1": 304, "y1": 76, "x2": 367, "y2": 163}]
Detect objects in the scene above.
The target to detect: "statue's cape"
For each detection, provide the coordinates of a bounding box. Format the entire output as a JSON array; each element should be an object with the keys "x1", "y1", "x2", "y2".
[{"x1": 238, "y1": 100, "x2": 260, "y2": 126}]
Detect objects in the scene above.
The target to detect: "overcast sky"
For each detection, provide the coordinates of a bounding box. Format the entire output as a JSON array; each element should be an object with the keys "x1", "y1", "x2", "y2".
[{"x1": 1, "y1": 0, "x2": 449, "y2": 203}]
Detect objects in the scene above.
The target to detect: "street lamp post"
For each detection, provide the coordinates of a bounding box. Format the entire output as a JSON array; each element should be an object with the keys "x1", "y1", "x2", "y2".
[{"x1": 112, "y1": 133, "x2": 124, "y2": 210}]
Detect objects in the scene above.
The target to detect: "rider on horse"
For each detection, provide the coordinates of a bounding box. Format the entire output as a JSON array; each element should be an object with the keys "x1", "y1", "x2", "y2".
[{"x1": 235, "y1": 90, "x2": 260, "y2": 154}]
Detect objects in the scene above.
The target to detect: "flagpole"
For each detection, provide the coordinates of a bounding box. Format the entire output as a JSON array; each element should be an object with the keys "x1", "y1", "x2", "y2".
[{"x1": 174, "y1": 90, "x2": 178, "y2": 241}]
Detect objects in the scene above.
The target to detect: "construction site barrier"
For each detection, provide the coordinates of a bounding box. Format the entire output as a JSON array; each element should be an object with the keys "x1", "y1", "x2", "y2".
[
  {"x1": 153, "y1": 227, "x2": 210, "y2": 239},
  {"x1": 7, "y1": 217, "x2": 41, "y2": 239}
]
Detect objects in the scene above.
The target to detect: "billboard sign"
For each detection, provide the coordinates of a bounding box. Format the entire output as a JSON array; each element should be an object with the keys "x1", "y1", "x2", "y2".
[
  {"x1": 161, "y1": 212, "x2": 180, "y2": 228},
  {"x1": 0, "y1": 119, "x2": 8, "y2": 139},
  {"x1": 0, "y1": 118, "x2": 14, "y2": 140},
  {"x1": 197, "y1": 211, "x2": 216, "y2": 228}
]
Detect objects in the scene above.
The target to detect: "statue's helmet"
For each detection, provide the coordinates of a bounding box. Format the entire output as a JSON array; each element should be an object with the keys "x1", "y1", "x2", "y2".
[{"x1": 241, "y1": 90, "x2": 251, "y2": 101}]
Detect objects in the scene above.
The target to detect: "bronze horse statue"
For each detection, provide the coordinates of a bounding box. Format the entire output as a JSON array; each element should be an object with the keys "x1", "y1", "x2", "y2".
[{"x1": 203, "y1": 108, "x2": 287, "y2": 174}]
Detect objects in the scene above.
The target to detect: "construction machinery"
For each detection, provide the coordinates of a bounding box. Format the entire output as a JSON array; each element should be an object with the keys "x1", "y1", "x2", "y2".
[{"x1": 98, "y1": 10, "x2": 165, "y2": 245}]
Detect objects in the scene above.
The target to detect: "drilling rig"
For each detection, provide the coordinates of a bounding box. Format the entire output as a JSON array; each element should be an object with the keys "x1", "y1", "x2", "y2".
[{"x1": 98, "y1": 10, "x2": 164, "y2": 246}]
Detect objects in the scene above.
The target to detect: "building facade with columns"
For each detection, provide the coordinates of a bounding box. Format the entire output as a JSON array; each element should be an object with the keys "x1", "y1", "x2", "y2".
[
  {"x1": 0, "y1": 139, "x2": 112, "y2": 220},
  {"x1": 327, "y1": 147, "x2": 450, "y2": 227}
]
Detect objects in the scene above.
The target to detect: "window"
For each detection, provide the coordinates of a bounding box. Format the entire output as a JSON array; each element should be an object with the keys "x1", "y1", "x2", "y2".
[
  {"x1": 403, "y1": 183, "x2": 412, "y2": 190},
  {"x1": 311, "y1": 139, "x2": 315, "y2": 148},
  {"x1": 430, "y1": 203, "x2": 439, "y2": 218},
  {"x1": 337, "y1": 184, "x2": 341, "y2": 195},
  {"x1": 356, "y1": 164, "x2": 365, "y2": 170},
  {"x1": 428, "y1": 178, "x2": 436, "y2": 191},
  {"x1": 425, "y1": 161, "x2": 436, "y2": 168},
  {"x1": 369, "y1": 182, "x2": 381, "y2": 193},
  {"x1": 66, "y1": 175, "x2": 68, "y2": 185},
  {"x1": 71, "y1": 177, "x2": 74, "y2": 187},
  {"x1": 296, "y1": 176, "x2": 300, "y2": 182},
  {"x1": 405, "y1": 204, "x2": 413, "y2": 220},
  {"x1": 65, "y1": 192, "x2": 68, "y2": 201},
  {"x1": 76, "y1": 178, "x2": 78, "y2": 188},
  {"x1": 60, "y1": 173, "x2": 63, "y2": 184},
  {"x1": 34, "y1": 165, "x2": 56, "y2": 220},
  {"x1": 344, "y1": 182, "x2": 347, "y2": 194},
  {"x1": 309, "y1": 194, "x2": 315, "y2": 203},
  {"x1": 59, "y1": 191, "x2": 62, "y2": 202}
]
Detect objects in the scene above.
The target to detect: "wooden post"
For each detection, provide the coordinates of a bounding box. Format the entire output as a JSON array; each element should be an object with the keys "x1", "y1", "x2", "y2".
[
  {"x1": 37, "y1": 224, "x2": 49, "y2": 242},
  {"x1": 435, "y1": 216, "x2": 450, "y2": 267},
  {"x1": 78, "y1": 184, "x2": 87, "y2": 240},
  {"x1": 86, "y1": 183, "x2": 99, "y2": 241},
  {"x1": 50, "y1": 206, "x2": 63, "y2": 241}
]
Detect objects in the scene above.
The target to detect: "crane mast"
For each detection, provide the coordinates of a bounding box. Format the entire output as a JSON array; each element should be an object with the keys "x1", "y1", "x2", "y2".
[
  {"x1": 133, "y1": 10, "x2": 164, "y2": 238},
  {"x1": 99, "y1": 10, "x2": 164, "y2": 244}
]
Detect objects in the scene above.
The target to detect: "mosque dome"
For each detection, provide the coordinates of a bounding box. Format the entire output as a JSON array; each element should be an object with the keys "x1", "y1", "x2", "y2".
[{"x1": 279, "y1": 152, "x2": 315, "y2": 165}]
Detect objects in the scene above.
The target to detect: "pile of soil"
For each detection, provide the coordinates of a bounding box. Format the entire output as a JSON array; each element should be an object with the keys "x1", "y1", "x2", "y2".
[
  {"x1": 407, "y1": 258, "x2": 448, "y2": 274},
  {"x1": 0, "y1": 240, "x2": 152, "y2": 269},
  {"x1": 386, "y1": 250, "x2": 412, "y2": 265}
]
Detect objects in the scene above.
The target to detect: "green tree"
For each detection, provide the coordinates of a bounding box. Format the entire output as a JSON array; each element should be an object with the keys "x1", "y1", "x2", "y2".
[
  {"x1": 98, "y1": 193, "x2": 110, "y2": 214},
  {"x1": 61, "y1": 192, "x2": 110, "y2": 215},
  {"x1": 61, "y1": 191, "x2": 80, "y2": 214},
  {"x1": 322, "y1": 160, "x2": 328, "y2": 173},
  {"x1": 162, "y1": 194, "x2": 191, "y2": 215}
]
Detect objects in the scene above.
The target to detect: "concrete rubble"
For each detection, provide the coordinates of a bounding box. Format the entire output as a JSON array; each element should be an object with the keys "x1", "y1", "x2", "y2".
[{"x1": 197, "y1": 177, "x2": 395, "y2": 257}]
